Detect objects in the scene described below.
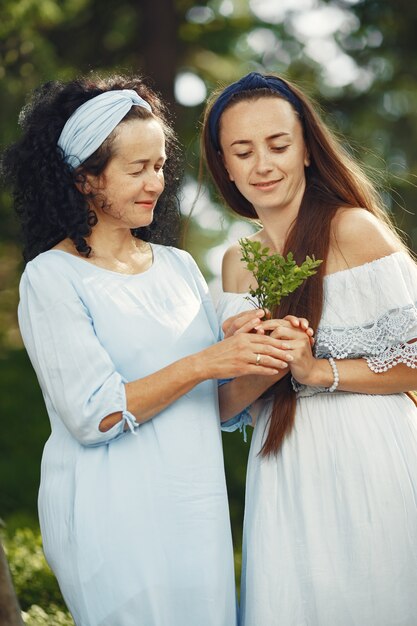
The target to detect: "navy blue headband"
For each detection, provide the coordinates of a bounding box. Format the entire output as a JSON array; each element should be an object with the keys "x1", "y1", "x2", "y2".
[{"x1": 208, "y1": 72, "x2": 304, "y2": 152}]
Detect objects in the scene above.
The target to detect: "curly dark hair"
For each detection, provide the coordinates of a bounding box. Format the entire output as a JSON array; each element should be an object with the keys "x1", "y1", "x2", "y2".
[{"x1": 1, "y1": 74, "x2": 183, "y2": 261}]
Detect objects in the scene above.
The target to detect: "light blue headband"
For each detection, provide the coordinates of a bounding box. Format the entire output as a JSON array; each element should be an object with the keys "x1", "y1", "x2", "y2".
[{"x1": 57, "y1": 89, "x2": 152, "y2": 169}]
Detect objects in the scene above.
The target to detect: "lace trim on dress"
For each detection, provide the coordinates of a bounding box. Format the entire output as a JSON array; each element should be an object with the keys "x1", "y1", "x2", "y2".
[
  {"x1": 292, "y1": 304, "x2": 417, "y2": 396},
  {"x1": 315, "y1": 304, "x2": 417, "y2": 360},
  {"x1": 365, "y1": 341, "x2": 417, "y2": 373}
]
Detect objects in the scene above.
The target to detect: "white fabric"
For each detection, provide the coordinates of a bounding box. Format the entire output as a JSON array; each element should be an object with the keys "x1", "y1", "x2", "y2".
[
  {"x1": 217, "y1": 251, "x2": 417, "y2": 626},
  {"x1": 18, "y1": 245, "x2": 237, "y2": 626}
]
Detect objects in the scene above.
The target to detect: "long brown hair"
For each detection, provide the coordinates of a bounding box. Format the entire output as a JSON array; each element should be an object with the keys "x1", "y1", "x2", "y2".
[{"x1": 202, "y1": 75, "x2": 404, "y2": 456}]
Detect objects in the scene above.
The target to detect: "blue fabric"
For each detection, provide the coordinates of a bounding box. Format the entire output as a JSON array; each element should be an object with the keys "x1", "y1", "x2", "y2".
[
  {"x1": 57, "y1": 89, "x2": 152, "y2": 169},
  {"x1": 18, "y1": 244, "x2": 238, "y2": 626},
  {"x1": 221, "y1": 410, "x2": 252, "y2": 442},
  {"x1": 208, "y1": 72, "x2": 304, "y2": 151},
  {"x1": 218, "y1": 378, "x2": 232, "y2": 387}
]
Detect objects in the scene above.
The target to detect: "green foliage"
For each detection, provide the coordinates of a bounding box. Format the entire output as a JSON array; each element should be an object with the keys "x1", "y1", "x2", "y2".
[
  {"x1": 222, "y1": 428, "x2": 252, "y2": 546},
  {"x1": 3, "y1": 527, "x2": 66, "y2": 612},
  {"x1": 0, "y1": 349, "x2": 50, "y2": 518},
  {"x1": 239, "y1": 238, "x2": 322, "y2": 313},
  {"x1": 22, "y1": 605, "x2": 74, "y2": 626},
  {"x1": 2, "y1": 526, "x2": 73, "y2": 624}
]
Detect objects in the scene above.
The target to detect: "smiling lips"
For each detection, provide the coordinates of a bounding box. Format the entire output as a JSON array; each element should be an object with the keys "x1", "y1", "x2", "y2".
[
  {"x1": 135, "y1": 199, "x2": 156, "y2": 207},
  {"x1": 252, "y1": 179, "x2": 283, "y2": 189}
]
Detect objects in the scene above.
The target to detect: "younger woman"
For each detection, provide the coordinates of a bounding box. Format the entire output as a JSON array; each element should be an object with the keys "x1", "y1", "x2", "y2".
[{"x1": 203, "y1": 71, "x2": 417, "y2": 626}]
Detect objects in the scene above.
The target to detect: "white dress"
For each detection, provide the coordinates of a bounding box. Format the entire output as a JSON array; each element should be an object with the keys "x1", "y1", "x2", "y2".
[
  {"x1": 217, "y1": 251, "x2": 417, "y2": 626},
  {"x1": 18, "y1": 244, "x2": 237, "y2": 626}
]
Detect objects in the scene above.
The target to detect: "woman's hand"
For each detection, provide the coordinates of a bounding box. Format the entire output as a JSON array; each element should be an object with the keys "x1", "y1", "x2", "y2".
[
  {"x1": 272, "y1": 327, "x2": 319, "y2": 386},
  {"x1": 222, "y1": 310, "x2": 314, "y2": 344},
  {"x1": 258, "y1": 315, "x2": 315, "y2": 346},
  {"x1": 222, "y1": 309, "x2": 266, "y2": 338},
  {"x1": 196, "y1": 332, "x2": 294, "y2": 380}
]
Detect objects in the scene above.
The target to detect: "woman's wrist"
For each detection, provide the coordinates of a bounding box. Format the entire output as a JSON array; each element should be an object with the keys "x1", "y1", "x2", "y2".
[
  {"x1": 303, "y1": 358, "x2": 335, "y2": 388},
  {"x1": 183, "y1": 352, "x2": 211, "y2": 385}
]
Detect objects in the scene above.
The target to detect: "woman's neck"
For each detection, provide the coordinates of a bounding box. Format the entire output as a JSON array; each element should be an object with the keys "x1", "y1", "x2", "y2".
[
  {"x1": 54, "y1": 223, "x2": 153, "y2": 275},
  {"x1": 86, "y1": 223, "x2": 138, "y2": 262},
  {"x1": 254, "y1": 204, "x2": 299, "y2": 254}
]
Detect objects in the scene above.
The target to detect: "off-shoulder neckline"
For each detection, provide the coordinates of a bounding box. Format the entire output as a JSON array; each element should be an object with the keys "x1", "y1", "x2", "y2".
[
  {"x1": 323, "y1": 250, "x2": 406, "y2": 281},
  {"x1": 222, "y1": 251, "x2": 410, "y2": 297}
]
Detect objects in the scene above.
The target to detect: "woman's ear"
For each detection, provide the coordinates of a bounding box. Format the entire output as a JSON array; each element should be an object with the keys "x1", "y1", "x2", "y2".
[
  {"x1": 304, "y1": 148, "x2": 311, "y2": 167},
  {"x1": 74, "y1": 172, "x2": 93, "y2": 196}
]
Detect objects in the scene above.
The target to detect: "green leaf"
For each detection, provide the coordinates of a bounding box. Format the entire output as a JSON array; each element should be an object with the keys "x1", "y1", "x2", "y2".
[{"x1": 239, "y1": 239, "x2": 323, "y2": 314}]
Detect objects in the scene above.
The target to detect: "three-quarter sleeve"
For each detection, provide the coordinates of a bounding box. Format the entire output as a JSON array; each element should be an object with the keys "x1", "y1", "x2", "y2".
[{"x1": 18, "y1": 261, "x2": 139, "y2": 446}]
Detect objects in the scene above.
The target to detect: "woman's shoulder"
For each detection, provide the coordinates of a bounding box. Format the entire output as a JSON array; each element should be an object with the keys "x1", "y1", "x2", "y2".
[
  {"x1": 222, "y1": 231, "x2": 264, "y2": 293},
  {"x1": 159, "y1": 244, "x2": 200, "y2": 272},
  {"x1": 158, "y1": 245, "x2": 211, "y2": 291},
  {"x1": 327, "y1": 207, "x2": 404, "y2": 273},
  {"x1": 159, "y1": 243, "x2": 191, "y2": 260},
  {"x1": 23, "y1": 246, "x2": 89, "y2": 275},
  {"x1": 222, "y1": 243, "x2": 248, "y2": 293},
  {"x1": 23, "y1": 248, "x2": 73, "y2": 277},
  {"x1": 20, "y1": 249, "x2": 84, "y2": 310},
  {"x1": 222, "y1": 242, "x2": 243, "y2": 270}
]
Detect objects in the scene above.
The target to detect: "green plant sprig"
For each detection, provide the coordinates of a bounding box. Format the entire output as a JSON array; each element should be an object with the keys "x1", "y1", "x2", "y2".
[{"x1": 239, "y1": 238, "x2": 323, "y2": 314}]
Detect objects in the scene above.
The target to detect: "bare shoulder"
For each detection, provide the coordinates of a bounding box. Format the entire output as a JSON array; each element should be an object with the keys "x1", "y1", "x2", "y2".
[
  {"x1": 222, "y1": 243, "x2": 245, "y2": 292},
  {"x1": 222, "y1": 235, "x2": 261, "y2": 293},
  {"x1": 328, "y1": 207, "x2": 403, "y2": 272}
]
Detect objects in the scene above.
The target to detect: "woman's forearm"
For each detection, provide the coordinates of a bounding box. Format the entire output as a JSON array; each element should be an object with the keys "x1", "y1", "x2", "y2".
[
  {"x1": 304, "y1": 358, "x2": 417, "y2": 394},
  {"x1": 99, "y1": 354, "x2": 203, "y2": 431},
  {"x1": 218, "y1": 370, "x2": 287, "y2": 422},
  {"x1": 100, "y1": 332, "x2": 292, "y2": 431}
]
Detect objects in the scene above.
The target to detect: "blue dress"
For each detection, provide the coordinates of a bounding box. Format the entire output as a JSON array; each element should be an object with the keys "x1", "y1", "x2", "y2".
[
  {"x1": 218, "y1": 251, "x2": 417, "y2": 626},
  {"x1": 18, "y1": 245, "x2": 237, "y2": 626}
]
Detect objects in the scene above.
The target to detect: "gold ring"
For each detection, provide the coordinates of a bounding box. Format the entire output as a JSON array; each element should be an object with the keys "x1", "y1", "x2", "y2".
[{"x1": 256, "y1": 353, "x2": 261, "y2": 366}]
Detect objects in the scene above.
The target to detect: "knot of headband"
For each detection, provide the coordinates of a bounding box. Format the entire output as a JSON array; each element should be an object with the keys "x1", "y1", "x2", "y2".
[
  {"x1": 57, "y1": 89, "x2": 152, "y2": 169},
  {"x1": 208, "y1": 72, "x2": 303, "y2": 152}
]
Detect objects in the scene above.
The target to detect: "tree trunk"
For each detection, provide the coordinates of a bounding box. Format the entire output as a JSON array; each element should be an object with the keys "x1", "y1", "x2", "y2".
[
  {"x1": 0, "y1": 541, "x2": 24, "y2": 626},
  {"x1": 140, "y1": 0, "x2": 178, "y2": 107}
]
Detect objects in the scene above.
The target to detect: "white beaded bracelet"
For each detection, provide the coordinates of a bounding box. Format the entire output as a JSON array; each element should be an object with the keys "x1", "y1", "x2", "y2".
[{"x1": 326, "y1": 357, "x2": 339, "y2": 393}]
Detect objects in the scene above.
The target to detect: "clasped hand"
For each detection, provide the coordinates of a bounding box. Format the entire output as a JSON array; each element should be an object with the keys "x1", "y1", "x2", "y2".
[{"x1": 222, "y1": 309, "x2": 318, "y2": 384}]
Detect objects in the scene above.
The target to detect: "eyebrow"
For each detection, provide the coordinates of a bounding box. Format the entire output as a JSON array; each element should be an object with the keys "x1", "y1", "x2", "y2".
[
  {"x1": 127, "y1": 157, "x2": 166, "y2": 165},
  {"x1": 230, "y1": 132, "x2": 290, "y2": 147},
  {"x1": 128, "y1": 159, "x2": 149, "y2": 165}
]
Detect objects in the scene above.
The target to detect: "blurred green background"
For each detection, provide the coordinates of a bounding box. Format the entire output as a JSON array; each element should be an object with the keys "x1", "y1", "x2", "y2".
[{"x1": 1, "y1": 0, "x2": 417, "y2": 622}]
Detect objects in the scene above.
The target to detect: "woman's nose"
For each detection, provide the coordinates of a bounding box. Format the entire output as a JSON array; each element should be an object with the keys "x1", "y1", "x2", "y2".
[
  {"x1": 255, "y1": 151, "x2": 274, "y2": 173},
  {"x1": 144, "y1": 171, "x2": 164, "y2": 193}
]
